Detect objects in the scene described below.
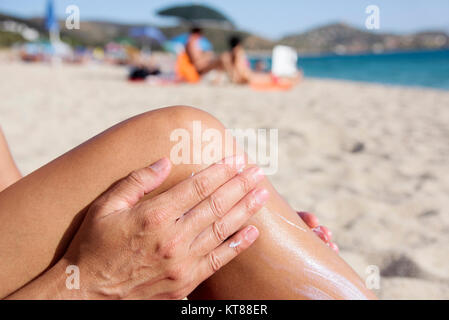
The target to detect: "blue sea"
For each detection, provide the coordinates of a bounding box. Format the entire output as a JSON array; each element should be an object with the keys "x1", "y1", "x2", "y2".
[{"x1": 250, "y1": 49, "x2": 449, "y2": 90}]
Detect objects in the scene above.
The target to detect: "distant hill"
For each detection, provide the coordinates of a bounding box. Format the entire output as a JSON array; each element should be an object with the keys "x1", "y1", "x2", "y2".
[
  {"x1": 279, "y1": 23, "x2": 449, "y2": 54},
  {"x1": 1, "y1": 13, "x2": 448, "y2": 54},
  {"x1": 0, "y1": 13, "x2": 253, "y2": 52}
]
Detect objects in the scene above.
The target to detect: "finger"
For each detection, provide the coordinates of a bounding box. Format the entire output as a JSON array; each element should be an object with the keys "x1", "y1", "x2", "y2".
[
  {"x1": 179, "y1": 166, "x2": 265, "y2": 237},
  {"x1": 313, "y1": 226, "x2": 330, "y2": 243},
  {"x1": 190, "y1": 187, "x2": 269, "y2": 256},
  {"x1": 329, "y1": 242, "x2": 339, "y2": 253},
  {"x1": 297, "y1": 211, "x2": 319, "y2": 229},
  {"x1": 317, "y1": 225, "x2": 332, "y2": 241},
  {"x1": 321, "y1": 225, "x2": 332, "y2": 240},
  {"x1": 150, "y1": 155, "x2": 245, "y2": 220},
  {"x1": 95, "y1": 158, "x2": 171, "y2": 215},
  {"x1": 198, "y1": 225, "x2": 259, "y2": 281}
]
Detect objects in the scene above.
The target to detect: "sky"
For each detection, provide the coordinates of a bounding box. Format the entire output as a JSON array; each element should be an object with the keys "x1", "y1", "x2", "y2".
[{"x1": 1, "y1": 0, "x2": 448, "y2": 39}]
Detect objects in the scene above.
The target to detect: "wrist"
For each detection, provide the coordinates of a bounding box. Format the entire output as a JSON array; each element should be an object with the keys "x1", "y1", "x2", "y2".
[
  {"x1": 5, "y1": 258, "x2": 90, "y2": 300},
  {"x1": 53, "y1": 257, "x2": 97, "y2": 300}
]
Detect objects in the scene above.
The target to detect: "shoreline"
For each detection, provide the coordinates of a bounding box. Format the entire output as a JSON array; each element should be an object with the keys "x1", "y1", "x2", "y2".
[
  {"x1": 249, "y1": 47, "x2": 449, "y2": 58},
  {"x1": 304, "y1": 76, "x2": 449, "y2": 92}
]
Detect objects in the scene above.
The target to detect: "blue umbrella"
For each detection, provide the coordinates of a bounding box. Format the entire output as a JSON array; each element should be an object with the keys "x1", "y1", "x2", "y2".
[
  {"x1": 129, "y1": 26, "x2": 166, "y2": 44},
  {"x1": 164, "y1": 33, "x2": 213, "y2": 53},
  {"x1": 45, "y1": 0, "x2": 59, "y2": 33}
]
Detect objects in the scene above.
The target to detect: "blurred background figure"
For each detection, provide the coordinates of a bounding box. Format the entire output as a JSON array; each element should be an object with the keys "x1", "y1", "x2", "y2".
[
  {"x1": 222, "y1": 36, "x2": 301, "y2": 89},
  {"x1": 127, "y1": 26, "x2": 165, "y2": 80}
]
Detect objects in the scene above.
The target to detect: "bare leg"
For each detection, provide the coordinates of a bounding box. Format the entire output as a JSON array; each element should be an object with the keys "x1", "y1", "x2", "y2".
[
  {"x1": 229, "y1": 48, "x2": 301, "y2": 87},
  {"x1": 197, "y1": 55, "x2": 224, "y2": 75},
  {"x1": 0, "y1": 127, "x2": 21, "y2": 192},
  {"x1": 0, "y1": 106, "x2": 375, "y2": 299}
]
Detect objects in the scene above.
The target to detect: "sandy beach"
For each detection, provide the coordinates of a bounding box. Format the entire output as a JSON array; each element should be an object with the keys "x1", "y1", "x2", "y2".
[{"x1": 1, "y1": 60, "x2": 448, "y2": 299}]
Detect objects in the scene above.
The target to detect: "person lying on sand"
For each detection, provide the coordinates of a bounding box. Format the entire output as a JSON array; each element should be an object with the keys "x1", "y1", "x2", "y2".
[{"x1": 0, "y1": 108, "x2": 371, "y2": 299}]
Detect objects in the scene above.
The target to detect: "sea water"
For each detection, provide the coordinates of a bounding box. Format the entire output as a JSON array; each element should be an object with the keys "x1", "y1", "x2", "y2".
[{"x1": 250, "y1": 49, "x2": 449, "y2": 90}]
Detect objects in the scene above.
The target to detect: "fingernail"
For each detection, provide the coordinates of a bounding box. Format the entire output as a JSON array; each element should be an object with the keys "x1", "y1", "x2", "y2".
[
  {"x1": 313, "y1": 226, "x2": 329, "y2": 242},
  {"x1": 245, "y1": 226, "x2": 259, "y2": 242},
  {"x1": 254, "y1": 188, "x2": 269, "y2": 205},
  {"x1": 149, "y1": 158, "x2": 169, "y2": 172},
  {"x1": 329, "y1": 242, "x2": 339, "y2": 253},
  {"x1": 332, "y1": 243, "x2": 339, "y2": 253}
]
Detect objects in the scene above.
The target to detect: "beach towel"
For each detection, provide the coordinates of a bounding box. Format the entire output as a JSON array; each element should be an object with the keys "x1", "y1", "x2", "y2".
[{"x1": 250, "y1": 75, "x2": 293, "y2": 91}]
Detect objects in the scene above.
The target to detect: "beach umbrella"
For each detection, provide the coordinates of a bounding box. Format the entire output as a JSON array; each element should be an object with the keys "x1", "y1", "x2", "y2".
[
  {"x1": 114, "y1": 36, "x2": 137, "y2": 47},
  {"x1": 157, "y1": 4, "x2": 234, "y2": 27},
  {"x1": 129, "y1": 26, "x2": 166, "y2": 44},
  {"x1": 45, "y1": 0, "x2": 59, "y2": 32},
  {"x1": 45, "y1": 0, "x2": 60, "y2": 43}
]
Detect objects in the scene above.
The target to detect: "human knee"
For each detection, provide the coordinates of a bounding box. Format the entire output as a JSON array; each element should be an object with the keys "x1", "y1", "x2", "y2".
[
  {"x1": 166, "y1": 106, "x2": 231, "y2": 165},
  {"x1": 150, "y1": 105, "x2": 226, "y2": 134},
  {"x1": 134, "y1": 106, "x2": 234, "y2": 195}
]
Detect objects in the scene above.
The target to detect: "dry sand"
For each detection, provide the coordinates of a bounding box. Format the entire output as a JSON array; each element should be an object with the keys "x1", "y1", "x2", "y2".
[{"x1": 1, "y1": 60, "x2": 448, "y2": 299}]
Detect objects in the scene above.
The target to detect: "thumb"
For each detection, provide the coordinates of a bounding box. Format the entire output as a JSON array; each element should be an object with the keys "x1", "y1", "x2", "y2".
[{"x1": 96, "y1": 158, "x2": 172, "y2": 214}]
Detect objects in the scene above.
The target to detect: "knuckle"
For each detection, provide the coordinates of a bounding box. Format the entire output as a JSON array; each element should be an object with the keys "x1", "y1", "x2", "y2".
[
  {"x1": 212, "y1": 220, "x2": 228, "y2": 243},
  {"x1": 236, "y1": 174, "x2": 252, "y2": 194},
  {"x1": 127, "y1": 169, "x2": 147, "y2": 189},
  {"x1": 209, "y1": 194, "x2": 227, "y2": 218},
  {"x1": 208, "y1": 251, "x2": 223, "y2": 273},
  {"x1": 192, "y1": 175, "x2": 211, "y2": 200}
]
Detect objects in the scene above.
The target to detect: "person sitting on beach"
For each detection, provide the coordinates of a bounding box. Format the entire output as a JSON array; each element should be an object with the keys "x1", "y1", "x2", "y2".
[
  {"x1": 222, "y1": 36, "x2": 302, "y2": 88},
  {"x1": 0, "y1": 108, "x2": 371, "y2": 300},
  {"x1": 185, "y1": 27, "x2": 222, "y2": 76}
]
